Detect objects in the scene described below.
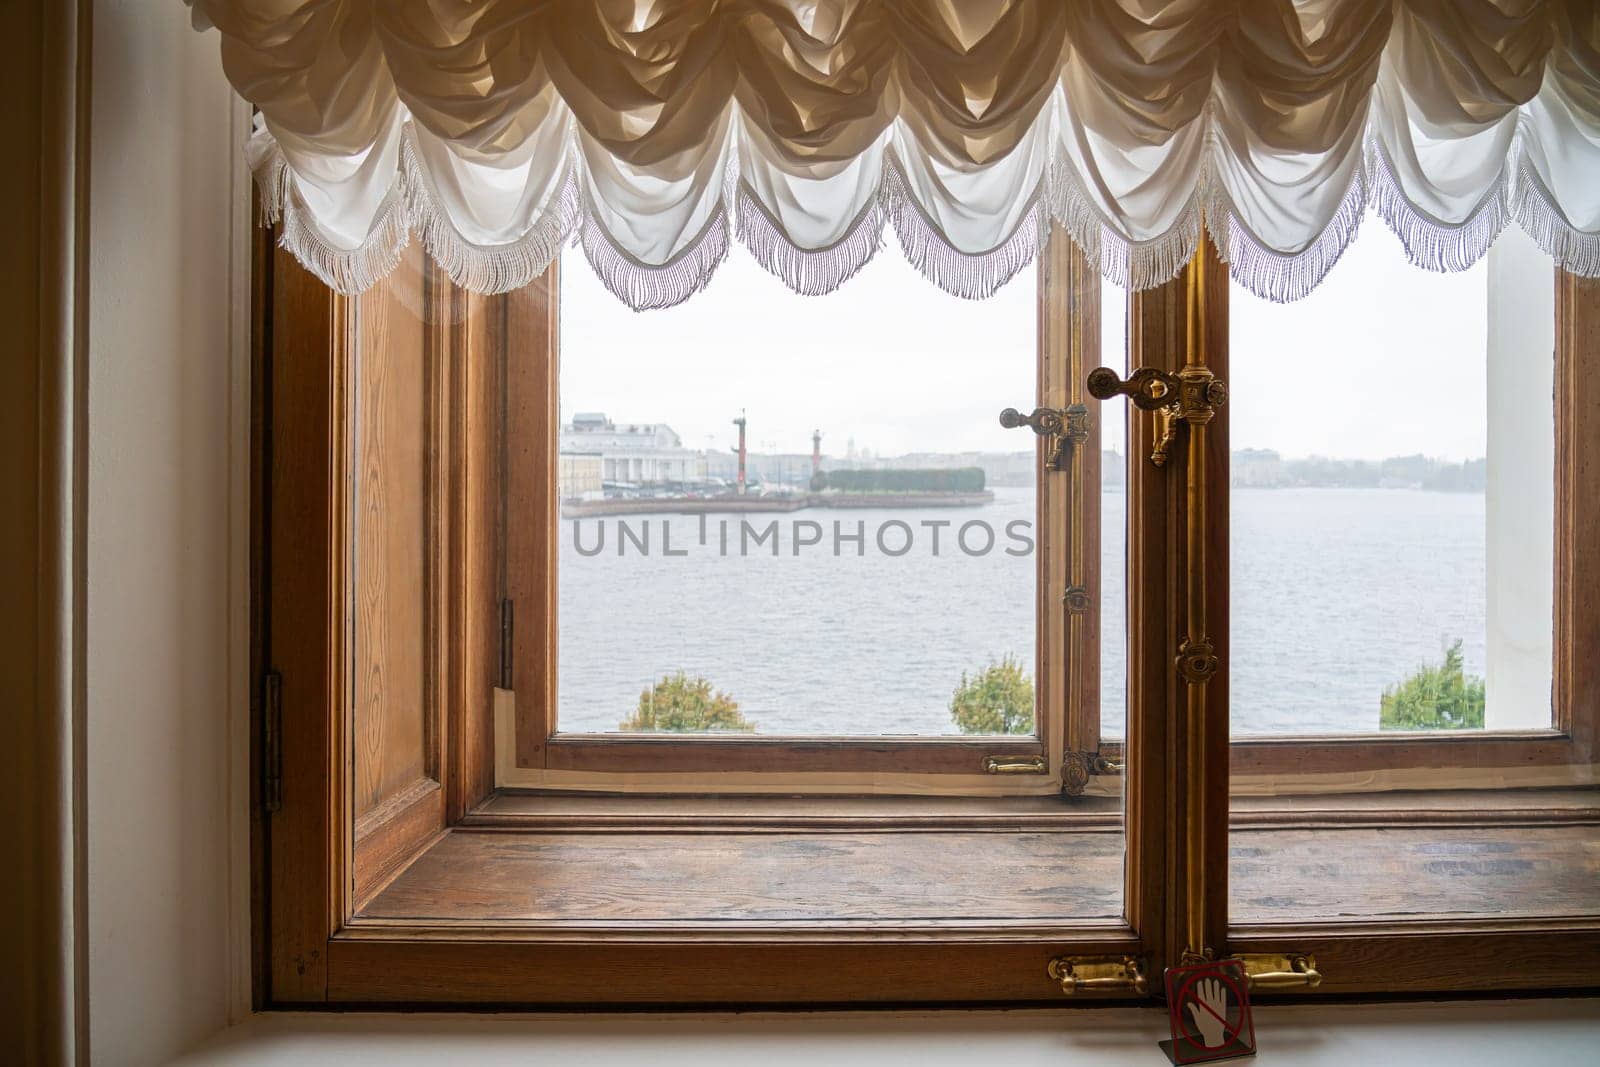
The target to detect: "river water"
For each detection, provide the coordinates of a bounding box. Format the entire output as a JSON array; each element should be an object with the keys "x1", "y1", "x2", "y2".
[{"x1": 556, "y1": 487, "x2": 1490, "y2": 737}]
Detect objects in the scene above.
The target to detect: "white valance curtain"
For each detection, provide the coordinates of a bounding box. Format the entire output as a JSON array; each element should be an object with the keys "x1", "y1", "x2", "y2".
[{"x1": 189, "y1": 0, "x2": 1600, "y2": 308}]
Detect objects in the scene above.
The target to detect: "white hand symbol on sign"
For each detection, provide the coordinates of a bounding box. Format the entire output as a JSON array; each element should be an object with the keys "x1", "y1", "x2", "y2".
[{"x1": 1186, "y1": 977, "x2": 1229, "y2": 1047}]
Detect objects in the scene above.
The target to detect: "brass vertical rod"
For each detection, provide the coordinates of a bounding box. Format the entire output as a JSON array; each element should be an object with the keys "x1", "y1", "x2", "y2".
[{"x1": 1181, "y1": 249, "x2": 1215, "y2": 962}]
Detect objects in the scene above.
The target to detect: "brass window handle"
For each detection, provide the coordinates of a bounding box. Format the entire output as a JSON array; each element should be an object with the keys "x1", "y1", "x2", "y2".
[
  {"x1": 983, "y1": 755, "x2": 1047, "y2": 775},
  {"x1": 1086, "y1": 365, "x2": 1227, "y2": 468},
  {"x1": 1233, "y1": 952, "x2": 1323, "y2": 990},
  {"x1": 1086, "y1": 366, "x2": 1180, "y2": 410},
  {"x1": 998, "y1": 404, "x2": 1087, "y2": 471},
  {"x1": 1047, "y1": 955, "x2": 1150, "y2": 995}
]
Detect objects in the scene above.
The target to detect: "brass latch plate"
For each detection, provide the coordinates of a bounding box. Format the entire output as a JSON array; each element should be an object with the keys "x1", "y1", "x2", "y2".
[{"x1": 1047, "y1": 954, "x2": 1149, "y2": 995}]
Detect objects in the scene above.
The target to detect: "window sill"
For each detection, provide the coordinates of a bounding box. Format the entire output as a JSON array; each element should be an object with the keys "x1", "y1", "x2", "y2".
[
  {"x1": 176, "y1": 1001, "x2": 1600, "y2": 1065},
  {"x1": 359, "y1": 788, "x2": 1598, "y2": 928}
]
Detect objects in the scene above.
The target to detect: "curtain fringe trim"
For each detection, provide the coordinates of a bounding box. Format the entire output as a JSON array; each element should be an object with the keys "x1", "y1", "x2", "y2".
[
  {"x1": 1205, "y1": 161, "x2": 1369, "y2": 304},
  {"x1": 253, "y1": 121, "x2": 1600, "y2": 309},
  {"x1": 880, "y1": 157, "x2": 1045, "y2": 301},
  {"x1": 734, "y1": 182, "x2": 886, "y2": 296},
  {"x1": 1045, "y1": 152, "x2": 1202, "y2": 292},
  {"x1": 1508, "y1": 141, "x2": 1600, "y2": 279},
  {"x1": 578, "y1": 204, "x2": 730, "y2": 312},
  {"x1": 255, "y1": 141, "x2": 413, "y2": 295},
  {"x1": 1368, "y1": 133, "x2": 1510, "y2": 275},
  {"x1": 400, "y1": 129, "x2": 581, "y2": 296}
]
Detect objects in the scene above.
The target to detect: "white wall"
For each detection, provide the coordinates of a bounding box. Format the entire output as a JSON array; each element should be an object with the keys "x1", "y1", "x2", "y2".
[
  {"x1": 1484, "y1": 227, "x2": 1556, "y2": 730},
  {"x1": 85, "y1": 4, "x2": 246, "y2": 1062}
]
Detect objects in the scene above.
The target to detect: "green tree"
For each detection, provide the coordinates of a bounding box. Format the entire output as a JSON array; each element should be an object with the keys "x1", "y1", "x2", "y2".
[
  {"x1": 620, "y1": 672, "x2": 755, "y2": 733},
  {"x1": 949, "y1": 655, "x2": 1035, "y2": 735},
  {"x1": 1379, "y1": 639, "x2": 1486, "y2": 731}
]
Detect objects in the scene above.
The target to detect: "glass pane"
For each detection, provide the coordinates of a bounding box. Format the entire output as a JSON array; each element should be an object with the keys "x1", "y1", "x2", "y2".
[
  {"x1": 1228, "y1": 219, "x2": 1554, "y2": 737},
  {"x1": 556, "y1": 248, "x2": 1040, "y2": 736},
  {"x1": 1226, "y1": 227, "x2": 1596, "y2": 934},
  {"x1": 1100, "y1": 282, "x2": 1129, "y2": 740}
]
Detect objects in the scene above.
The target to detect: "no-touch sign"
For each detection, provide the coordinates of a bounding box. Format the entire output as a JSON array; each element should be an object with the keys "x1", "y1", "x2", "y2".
[{"x1": 1159, "y1": 958, "x2": 1257, "y2": 1065}]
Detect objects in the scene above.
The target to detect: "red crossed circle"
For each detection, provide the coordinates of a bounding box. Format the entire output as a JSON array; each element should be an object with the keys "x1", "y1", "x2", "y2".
[{"x1": 1174, "y1": 967, "x2": 1249, "y2": 1050}]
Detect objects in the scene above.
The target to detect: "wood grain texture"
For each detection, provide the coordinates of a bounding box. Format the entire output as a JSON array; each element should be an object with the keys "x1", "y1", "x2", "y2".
[
  {"x1": 341, "y1": 815, "x2": 1598, "y2": 1000},
  {"x1": 1128, "y1": 259, "x2": 1184, "y2": 965},
  {"x1": 264, "y1": 242, "x2": 344, "y2": 1002},
  {"x1": 471, "y1": 791, "x2": 1121, "y2": 832},
  {"x1": 353, "y1": 243, "x2": 434, "y2": 817},
  {"x1": 263, "y1": 243, "x2": 479, "y2": 1000},
  {"x1": 1032, "y1": 229, "x2": 1072, "y2": 775},
  {"x1": 1554, "y1": 269, "x2": 1599, "y2": 768},
  {"x1": 505, "y1": 267, "x2": 560, "y2": 770},
  {"x1": 472, "y1": 787, "x2": 1596, "y2": 832},
  {"x1": 325, "y1": 935, "x2": 1145, "y2": 1006},
  {"x1": 349, "y1": 249, "x2": 452, "y2": 906},
  {"x1": 360, "y1": 829, "x2": 1125, "y2": 923},
  {"x1": 543, "y1": 736, "x2": 1043, "y2": 775},
  {"x1": 1040, "y1": 231, "x2": 1104, "y2": 760},
  {"x1": 1228, "y1": 924, "x2": 1600, "y2": 995},
  {"x1": 351, "y1": 780, "x2": 446, "y2": 911},
  {"x1": 447, "y1": 288, "x2": 504, "y2": 818},
  {"x1": 1228, "y1": 787, "x2": 1600, "y2": 829},
  {"x1": 1231, "y1": 824, "x2": 1600, "y2": 922},
  {"x1": 249, "y1": 210, "x2": 271, "y2": 1009}
]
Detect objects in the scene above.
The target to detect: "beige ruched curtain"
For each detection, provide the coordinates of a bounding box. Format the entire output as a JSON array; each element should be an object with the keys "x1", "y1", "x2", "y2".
[{"x1": 188, "y1": 0, "x2": 1600, "y2": 308}]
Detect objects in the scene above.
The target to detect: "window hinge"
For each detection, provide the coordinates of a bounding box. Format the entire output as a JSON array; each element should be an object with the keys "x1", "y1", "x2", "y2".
[
  {"x1": 499, "y1": 597, "x2": 514, "y2": 690},
  {"x1": 262, "y1": 670, "x2": 283, "y2": 814}
]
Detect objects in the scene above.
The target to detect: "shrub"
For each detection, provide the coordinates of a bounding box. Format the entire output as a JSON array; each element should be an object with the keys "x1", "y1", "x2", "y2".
[
  {"x1": 620, "y1": 672, "x2": 755, "y2": 733},
  {"x1": 949, "y1": 655, "x2": 1035, "y2": 735},
  {"x1": 1379, "y1": 639, "x2": 1485, "y2": 731}
]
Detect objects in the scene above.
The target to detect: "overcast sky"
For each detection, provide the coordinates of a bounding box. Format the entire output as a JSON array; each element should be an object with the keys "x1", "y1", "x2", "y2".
[{"x1": 560, "y1": 213, "x2": 1493, "y2": 462}]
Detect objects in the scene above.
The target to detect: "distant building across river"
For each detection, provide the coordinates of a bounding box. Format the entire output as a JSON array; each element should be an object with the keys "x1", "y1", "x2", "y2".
[{"x1": 560, "y1": 413, "x2": 705, "y2": 496}]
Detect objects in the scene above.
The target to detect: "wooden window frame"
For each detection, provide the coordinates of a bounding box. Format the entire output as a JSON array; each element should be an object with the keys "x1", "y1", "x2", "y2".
[
  {"x1": 256, "y1": 229, "x2": 1173, "y2": 1008},
  {"x1": 1081, "y1": 265, "x2": 1600, "y2": 789},
  {"x1": 498, "y1": 238, "x2": 1112, "y2": 791},
  {"x1": 1218, "y1": 266, "x2": 1600, "y2": 787},
  {"x1": 1127, "y1": 247, "x2": 1600, "y2": 995},
  {"x1": 255, "y1": 222, "x2": 1598, "y2": 1010}
]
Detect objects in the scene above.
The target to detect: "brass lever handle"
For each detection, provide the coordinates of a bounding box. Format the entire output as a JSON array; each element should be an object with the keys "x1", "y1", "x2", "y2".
[
  {"x1": 1085, "y1": 366, "x2": 1227, "y2": 468},
  {"x1": 998, "y1": 405, "x2": 1087, "y2": 471},
  {"x1": 1086, "y1": 366, "x2": 1180, "y2": 410},
  {"x1": 1235, "y1": 952, "x2": 1322, "y2": 990},
  {"x1": 998, "y1": 405, "x2": 1065, "y2": 435},
  {"x1": 1047, "y1": 955, "x2": 1149, "y2": 995}
]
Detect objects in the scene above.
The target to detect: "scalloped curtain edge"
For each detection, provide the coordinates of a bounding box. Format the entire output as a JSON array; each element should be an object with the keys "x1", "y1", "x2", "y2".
[{"x1": 253, "y1": 120, "x2": 1600, "y2": 310}]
